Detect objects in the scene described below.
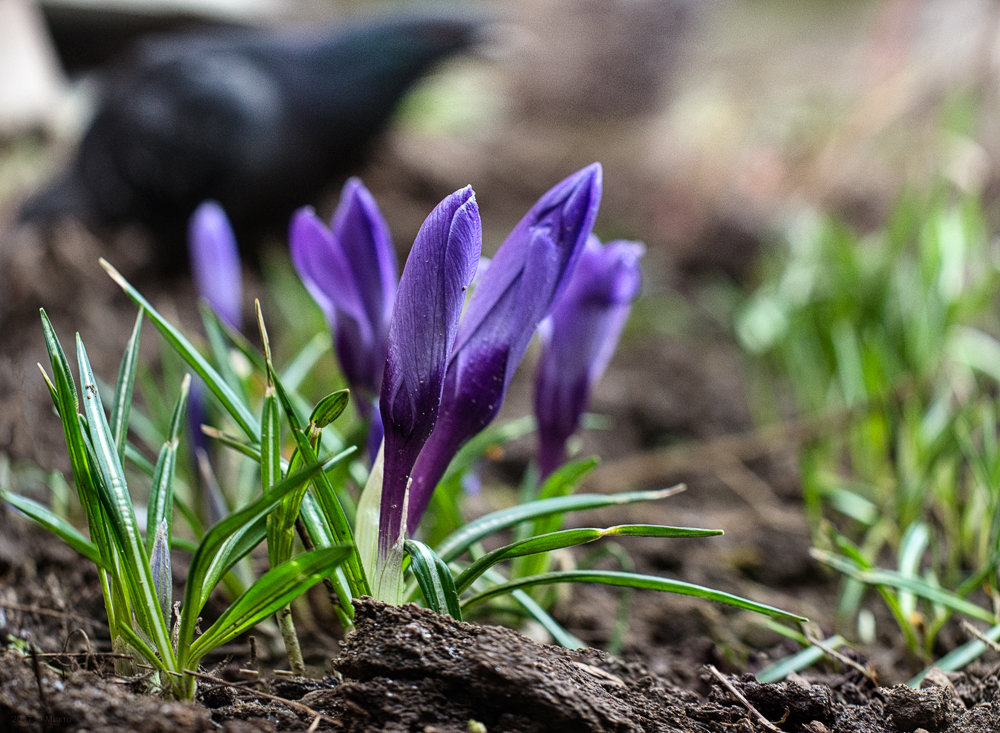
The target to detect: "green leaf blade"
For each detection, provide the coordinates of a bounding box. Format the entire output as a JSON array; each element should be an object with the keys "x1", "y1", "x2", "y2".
[
  {"x1": 76, "y1": 335, "x2": 176, "y2": 664},
  {"x1": 436, "y1": 485, "x2": 686, "y2": 563},
  {"x1": 39, "y1": 311, "x2": 113, "y2": 559},
  {"x1": 146, "y1": 375, "x2": 189, "y2": 554},
  {"x1": 260, "y1": 386, "x2": 287, "y2": 566},
  {"x1": 187, "y1": 545, "x2": 350, "y2": 664},
  {"x1": 813, "y1": 549, "x2": 995, "y2": 624},
  {"x1": 3, "y1": 491, "x2": 105, "y2": 568},
  {"x1": 110, "y1": 311, "x2": 143, "y2": 464},
  {"x1": 177, "y1": 460, "x2": 330, "y2": 659},
  {"x1": 76, "y1": 336, "x2": 143, "y2": 559},
  {"x1": 461, "y1": 569, "x2": 807, "y2": 623},
  {"x1": 455, "y1": 524, "x2": 721, "y2": 595},
  {"x1": 101, "y1": 259, "x2": 260, "y2": 441},
  {"x1": 268, "y1": 363, "x2": 369, "y2": 596},
  {"x1": 405, "y1": 539, "x2": 462, "y2": 620}
]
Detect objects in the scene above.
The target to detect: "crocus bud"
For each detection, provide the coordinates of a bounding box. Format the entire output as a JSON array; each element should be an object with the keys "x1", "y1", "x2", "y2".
[
  {"x1": 378, "y1": 186, "x2": 481, "y2": 557},
  {"x1": 187, "y1": 201, "x2": 244, "y2": 456},
  {"x1": 188, "y1": 201, "x2": 243, "y2": 330},
  {"x1": 150, "y1": 518, "x2": 172, "y2": 628},
  {"x1": 290, "y1": 178, "x2": 398, "y2": 406},
  {"x1": 534, "y1": 236, "x2": 644, "y2": 478},
  {"x1": 406, "y1": 163, "x2": 603, "y2": 531}
]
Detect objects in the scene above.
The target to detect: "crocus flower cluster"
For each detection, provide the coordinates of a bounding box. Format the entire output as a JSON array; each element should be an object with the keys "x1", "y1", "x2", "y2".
[
  {"x1": 374, "y1": 164, "x2": 600, "y2": 566},
  {"x1": 402, "y1": 165, "x2": 602, "y2": 532},
  {"x1": 533, "y1": 237, "x2": 644, "y2": 478},
  {"x1": 291, "y1": 164, "x2": 633, "y2": 580},
  {"x1": 185, "y1": 164, "x2": 642, "y2": 600}
]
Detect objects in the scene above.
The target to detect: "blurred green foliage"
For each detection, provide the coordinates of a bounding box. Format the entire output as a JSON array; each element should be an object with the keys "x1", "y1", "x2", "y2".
[{"x1": 740, "y1": 186, "x2": 1000, "y2": 674}]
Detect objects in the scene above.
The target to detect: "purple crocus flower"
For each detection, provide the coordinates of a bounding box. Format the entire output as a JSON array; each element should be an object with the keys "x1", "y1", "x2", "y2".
[
  {"x1": 405, "y1": 163, "x2": 603, "y2": 530},
  {"x1": 188, "y1": 200, "x2": 243, "y2": 330},
  {"x1": 187, "y1": 201, "x2": 244, "y2": 464},
  {"x1": 378, "y1": 186, "x2": 481, "y2": 557},
  {"x1": 533, "y1": 236, "x2": 644, "y2": 478},
  {"x1": 290, "y1": 178, "x2": 398, "y2": 408}
]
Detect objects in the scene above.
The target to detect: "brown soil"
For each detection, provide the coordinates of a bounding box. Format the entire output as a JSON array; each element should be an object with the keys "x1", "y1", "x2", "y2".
[{"x1": 5, "y1": 587, "x2": 1000, "y2": 732}]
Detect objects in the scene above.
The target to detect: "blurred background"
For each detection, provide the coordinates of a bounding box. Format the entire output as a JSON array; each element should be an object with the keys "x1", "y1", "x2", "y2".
[{"x1": 1, "y1": 0, "x2": 999, "y2": 464}]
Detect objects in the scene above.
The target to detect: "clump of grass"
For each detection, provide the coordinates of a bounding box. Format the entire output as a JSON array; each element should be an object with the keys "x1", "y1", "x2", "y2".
[
  {"x1": 740, "y1": 187, "x2": 1000, "y2": 680},
  {"x1": 6, "y1": 310, "x2": 351, "y2": 699}
]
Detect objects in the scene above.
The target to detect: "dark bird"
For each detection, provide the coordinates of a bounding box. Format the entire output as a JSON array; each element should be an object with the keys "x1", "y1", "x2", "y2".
[{"x1": 19, "y1": 12, "x2": 480, "y2": 257}]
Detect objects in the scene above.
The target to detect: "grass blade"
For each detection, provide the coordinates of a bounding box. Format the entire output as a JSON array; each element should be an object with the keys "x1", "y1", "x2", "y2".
[
  {"x1": 39, "y1": 311, "x2": 113, "y2": 561},
  {"x1": 812, "y1": 549, "x2": 995, "y2": 624},
  {"x1": 257, "y1": 300, "x2": 366, "y2": 594},
  {"x1": 462, "y1": 569, "x2": 808, "y2": 623},
  {"x1": 512, "y1": 457, "x2": 601, "y2": 581},
  {"x1": 898, "y1": 522, "x2": 930, "y2": 626},
  {"x1": 110, "y1": 311, "x2": 143, "y2": 464},
  {"x1": 77, "y1": 335, "x2": 175, "y2": 663},
  {"x1": 755, "y1": 635, "x2": 847, "y2": 683},
  {"x1": 268, "y1": 360, "x2": 369, "y2": 596},
  {"x1": 201, "y1": 426, "x2": 261, "y2": 462},
  {"x1": 177, "y1": 460, "x2": 328, "y2": 657},
  {"x1": 299, "y1": 491, "x2": 355, "y2": 624},
  {"x1": 827, "y1": 534, "x2": 919, "y2": 651},
  {"x1": 405, "y1": 539, "x2": 462, "y2": 620},
  {"x1": 2, "y1": 491, "x2": 104, "y2": 567},
  {"x1": 436, "y1": 485, "x2": 686, "y2": 563},
  {"x1": 115, "y1": 621, "x2": 165, "y2": 671},
  {"x1": 200, "y1": 301, "x2": 266, "y2": 375},
  {"x1": 40, "y1": 312, "x2": 131, "y2": 645},
  {"x1": 910, "y1": 623, "x2": 1000, "y2": 686},
  {"x1": 187, "y1": 545, "x2": 350, "y2": 664},
  {"x1": 76, "y1": 336, "x2": 143, "y2": 557},
  {"x1": 101, "y1": 259, "x2": 259, "y2": 441},
  {"x1": 536, "y1": 458, "x2": 600, "y2": 502},
  {"x1": 199, "y1": 302, "x2": 249, "y2": 406},
  {"x1": 146, "y1": 375, "x2": 190, "y2": 554},
  {"x1": 261, "y1": 385, "x2": 285, "y2": 565},
  {"x1": 259, "y1": 304, "x2": 328, "y2": 570},
  {"x1": 455, "y1": 524, "x2": 721, "y2": 594},
  {"x1": 281, "y1": 332, "x2": 331, "y2": 392}
]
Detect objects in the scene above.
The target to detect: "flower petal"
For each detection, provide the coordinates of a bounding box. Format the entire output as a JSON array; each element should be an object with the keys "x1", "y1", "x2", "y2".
[
  {"x1": 405, "y1": 164, "x2": 603, "y2": 529},
  {"x1": 289, "y1": 206, "x2": 356, "y2": 327},
  {"x1": 453, "y1": 163, "x2": 602, "y2": 363},
  {"x1": 334, "y1": 178, "x2": 398, "y2": 337},
  {"x1": 378, "y1": 185, "x2": 481, "y2": 553},
  {"x1": 534, "y1": 237, "x2": 644, "y2": 476},
  {"x1": 188, "y1": 200, "x2": 243, "y2": 330},
  {"x1": 290, "y1": 181, "x2": 398, "y2": 403}
]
